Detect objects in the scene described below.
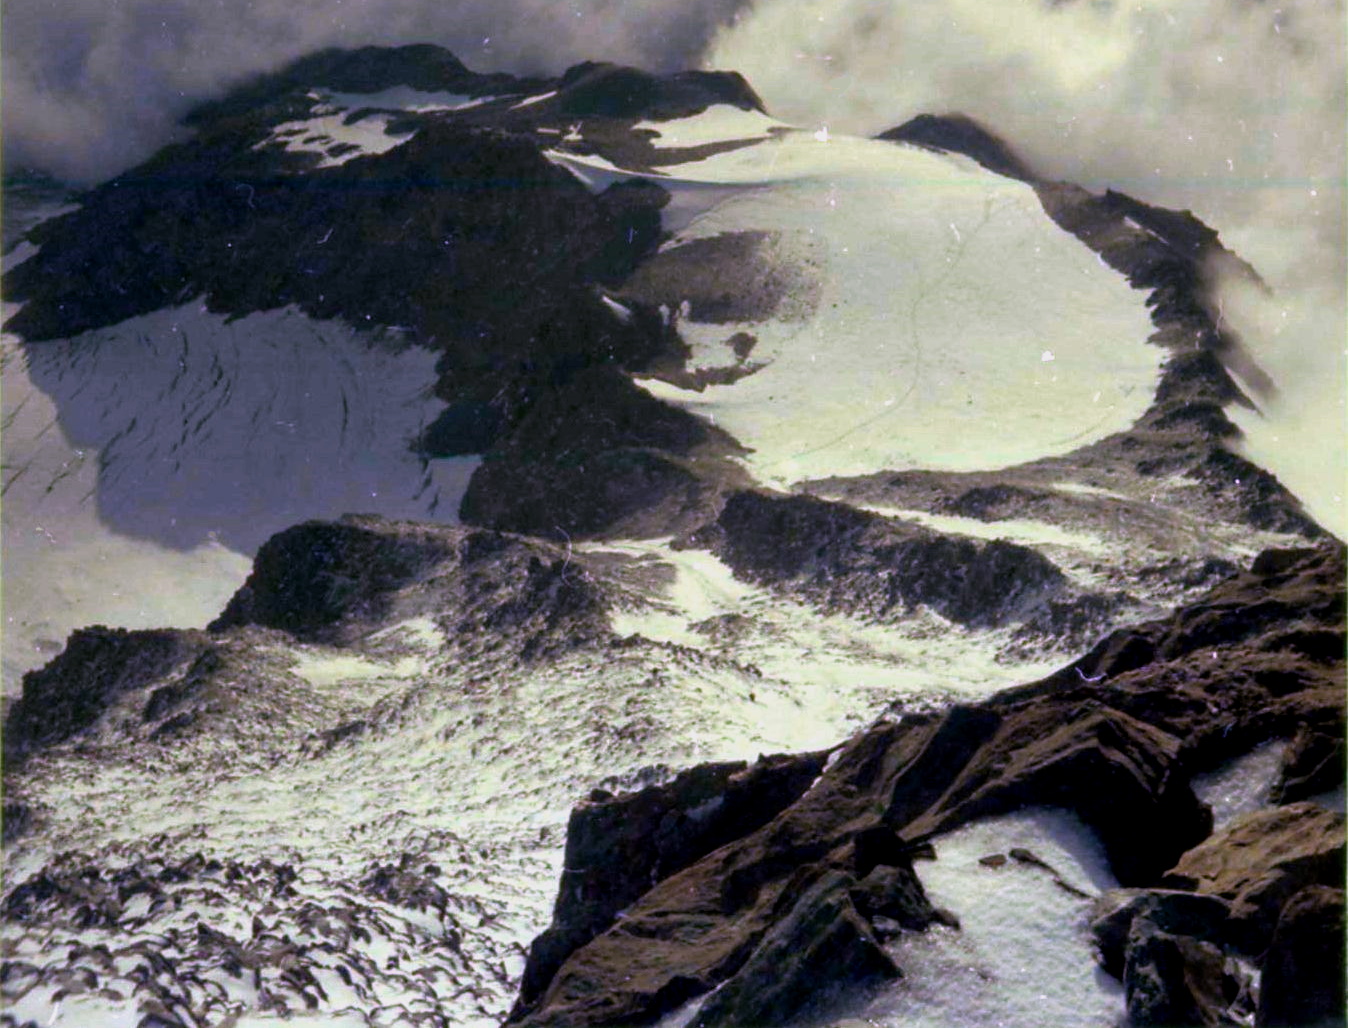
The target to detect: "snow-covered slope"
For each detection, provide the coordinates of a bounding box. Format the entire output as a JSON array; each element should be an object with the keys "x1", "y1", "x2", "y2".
[
  {"x1": 612, "y1": 128, "x2": 1158, "y2": 483},
  {"x1": 1, "y1": 291, "x2": 477, "y2": 693},
  {"x1": 1, "y1": 43, "x2": 1339, "y2": 1028}
]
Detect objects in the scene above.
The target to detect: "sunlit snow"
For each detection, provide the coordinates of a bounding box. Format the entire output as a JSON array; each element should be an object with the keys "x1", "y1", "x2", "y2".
[
  {"x1": 633, "y1": 105, "x2": 785, "y2": 148},
  {"x1": 858, "y1": 808, "x2": 1122, "y2": 1028}
]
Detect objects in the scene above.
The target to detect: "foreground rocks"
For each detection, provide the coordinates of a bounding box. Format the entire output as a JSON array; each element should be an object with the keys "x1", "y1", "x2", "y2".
[{"x1": 510, "y1": 543, "x2": 1345, "y2": 1027}]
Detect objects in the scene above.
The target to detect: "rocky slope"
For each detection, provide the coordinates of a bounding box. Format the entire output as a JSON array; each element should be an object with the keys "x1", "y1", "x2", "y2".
[{"x1": 2, "y1": 42, "x2": 1342, "y2": 1028}]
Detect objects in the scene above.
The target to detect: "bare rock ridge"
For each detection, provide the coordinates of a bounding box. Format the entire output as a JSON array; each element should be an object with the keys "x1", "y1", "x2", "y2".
[{"x1": 510, "y1": 543, "x2": 1345, "y2": 1027}]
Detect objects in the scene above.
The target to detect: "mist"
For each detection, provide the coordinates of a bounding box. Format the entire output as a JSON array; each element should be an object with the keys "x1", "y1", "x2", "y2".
[
  {"x1": 0, "y1": 0, "x2": 749, "y2": 184},
  {"x1": 4, "y1": 0, "x2": 1343, "y2": 533}
]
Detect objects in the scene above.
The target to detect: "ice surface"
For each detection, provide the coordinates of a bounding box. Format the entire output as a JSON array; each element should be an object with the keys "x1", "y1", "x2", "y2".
[
  {"x1": 857, "y1": 808, "x2": 1122, "y2": 1028},
  {"x1": 1, "y1": 301, "x2": 477, "y2": 693},
  {"x1": 633, "y1": 105, "x2": 785, "y2": 148},
  {"x1": 622, "y1": 131, "x2": 1158, "y2": 486}
]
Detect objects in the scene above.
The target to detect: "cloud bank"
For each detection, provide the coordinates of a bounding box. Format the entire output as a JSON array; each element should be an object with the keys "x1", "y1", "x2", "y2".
[{"x1": 1, "y1": 0, "x2": 748, "y2": 183}]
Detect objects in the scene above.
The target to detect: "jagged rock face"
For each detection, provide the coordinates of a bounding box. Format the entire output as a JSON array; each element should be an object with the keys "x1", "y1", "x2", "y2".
[{"x1": 509, "y1": 544, "x2": 1345, "y2": 1027}]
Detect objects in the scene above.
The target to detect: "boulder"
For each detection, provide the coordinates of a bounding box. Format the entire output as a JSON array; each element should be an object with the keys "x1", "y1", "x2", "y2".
[
  {"x1": 1163, "y1": 803, "x2": 1345, "y2": 952},
  {"x1": 1123, "y1": 919, "x2": 1250, "y2": 1027},
  {"x1": 1256, "y1": 886, "x2": 1346, "y2": 1027}
]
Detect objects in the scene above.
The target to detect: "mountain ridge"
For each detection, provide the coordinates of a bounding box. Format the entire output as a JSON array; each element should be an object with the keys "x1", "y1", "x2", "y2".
[{"x1": 1, "y1": 42, "x2": 1341, "y2": 1028}]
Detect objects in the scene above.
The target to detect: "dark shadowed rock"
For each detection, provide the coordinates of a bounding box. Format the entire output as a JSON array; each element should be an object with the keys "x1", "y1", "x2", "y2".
[
  {"x1": 1091, "y1": 889, "x2": 1233, "y2": 980},
  {"x1": 1123, "y1": 919, "x2": 1250, "y2": 1027},
  {"x1": 878, "y1": 113, "x2": 1036, "y2": 181},
  {"x1": 1256, "y1": 886, "x2": 1346, "y2": 1028},
  {"x1": 552, "y1": 62, "x2": 765, "y2": 120},
  {"x1": 209, "y1": 515, "x2": 612, "y2": 656},
  {"x1": 692, "y1": 490, "x2": 1071, "y2": 629},
  {"x1": 459, "y1": 368, "x2": 749, "y2": 540},
  {"x1": 1271, "y1": 723, "x2": 1346, "y2": 804},
  {"x1": 1163, "y1": 803, "x2": 1346, "y2": 953},
  {"x1": 690, "y1": 870, "x2": 900, "y2": 1028},
  {"x1": 3, "y1": 627, "x2": 208, "y2": 761},
  {"x1": 510, "y1": 750, "x2": 829, "y2": 1021}
]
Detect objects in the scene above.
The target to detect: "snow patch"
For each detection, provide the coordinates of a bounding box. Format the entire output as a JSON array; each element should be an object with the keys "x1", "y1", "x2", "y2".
[
  {"x1": 855, "y1": 504, "x2": 1110, "y2": 555},
  {"x1": 862, "y1": 808, "x2": 1121, "y2": 1028},
  {"x1": 1191, "y1": 740, "x2": 1287, "y2": 828},
  {"x1": 511, "y1": 90, "x2": 558, "y2": 109},
  {"x1": 634, "y1": 106, "x2": 784, "y2": 149}
]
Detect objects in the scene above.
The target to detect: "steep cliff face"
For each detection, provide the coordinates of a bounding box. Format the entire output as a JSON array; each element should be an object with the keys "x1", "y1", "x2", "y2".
[{"x1": 2, "y1": 42, "x2": 1341, "y2": 1028}]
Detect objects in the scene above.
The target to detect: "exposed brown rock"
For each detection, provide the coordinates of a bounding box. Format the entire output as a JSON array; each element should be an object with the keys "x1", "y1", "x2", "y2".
[
  {"x1": 512, "y1": 544, "x2": 1345, "y2": 1027},
  {"x1": 1163, "y1": 803, "x2": 1345, "y2": 953}
]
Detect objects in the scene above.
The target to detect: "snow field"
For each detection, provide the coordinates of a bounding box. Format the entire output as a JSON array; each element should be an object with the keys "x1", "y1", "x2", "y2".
[
  {"x1": 0, "y1": 300, "x2": 477, "y2": 694},
  {"x1": 632, "y1": 105, "x2": 787, "y2": 149},
  {"x1": 641, "y1": 133, "x2": 1159, "y2": 484}
]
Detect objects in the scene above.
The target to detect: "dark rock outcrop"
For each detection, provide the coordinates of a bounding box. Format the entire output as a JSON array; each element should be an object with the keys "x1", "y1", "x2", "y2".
[
  {"x1": 1162, "y1": 803, "x2": 1346, "y2": 953},
  {"x1": 689, "y1": 869, "x2": 901, "y2": 1028},
  {"x1": 1271, "y1": 723, "x2": 1345, "y2": 804},
  {"x1": 512, "y1": 543, "x2": 1345, "y2": 1027},
  {"x1": 209, "y1": 515, "x2": 611, "y2": 656},
  {"x1": 511, "y1": 751, "x2": 829, "y2": 1020},
  {"x1": 1122, "y1": 919, "x2": 1250, "y2": 1027},
  {"x1": 3, "y1": 627, "x2": 208, "y2": 762},
  {"x1": 460, "y1": 368, "x2": 748, "y2": 540},
  {"x1": 1256, "y1": 886, "x2": 1346, "y2": 1028},
  {"x1": 879, "y1": 113, "x2": 1036, "y2": 181},
  {"x1": 690, "y1": 490, "x2": 1071, "y2": 629},
  {"x1": 1091, "y1": 889, "x2": 1234, "y2": 981}
]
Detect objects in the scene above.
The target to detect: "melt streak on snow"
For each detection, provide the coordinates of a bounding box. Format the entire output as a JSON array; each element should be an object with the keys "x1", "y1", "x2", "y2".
[
  {"x1": 555, "y1": 126, "x2": 1160, "y2": 487},
  {"x1": 1, "y1": 288, "x2": 477, "y2": 694}
]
